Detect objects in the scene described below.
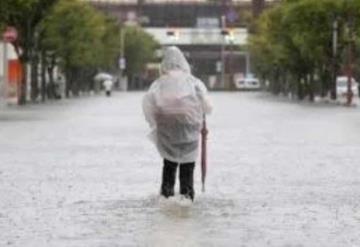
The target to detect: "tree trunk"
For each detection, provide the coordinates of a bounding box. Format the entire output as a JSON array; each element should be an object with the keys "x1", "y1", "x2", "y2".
[
  {"x1": 282, "y1": 70, "x2": 288, "y2": 95},
  {"x1": 47, "y1": 55, "x2": 56, "y2": 99},
  {"x1": 65, "y1": 67, "x2": 72, "y2": 98},
  {"x1": 297, "y1": 75, "x2": 304, "y2": 100},
  {"x1": 308, "y1": 73, "x2": 315, "y2": 102},
  {"x1": 19, "y1": 20, "x2": 34, "y2": 105},
  {"x1": 40, "y1": 50, "x2": 47, "y2": 102},
  {"x1": 30, "y1": 51, "x2": 39, "y2": 102},
  {"x1": 330, "y1": 58, "x2": 337, "y2": 100},
  {"x1": 71, "y1": 67, "x2": 79, "y2": 96},
  {"x1": 304, "y1": 74, "x2": 309, "y2": 100},
  {"x1": 319, "y1": 66, "x2": 328, "y2": 98},
  {"x1": 15, "y1": 45, "x2": 28, "y2": 105},
  {"x1": 273, "y1": 68, "x2": 281, "y2": 95},
  {"x1": 18, "y1": 58, "x2": 28, "y2": 105}
]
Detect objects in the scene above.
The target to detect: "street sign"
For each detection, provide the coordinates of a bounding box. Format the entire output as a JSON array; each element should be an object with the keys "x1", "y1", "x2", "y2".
[
  {"x1": 226, "y1": 9, "x2": 238, "y2": 23},
  {"x1": 119, "y1": 57, "x2": 126, "y2": 70},
  {"x1": 216, "y1": 61, "x2": 222, "y2": 73},
  {"x1": 2, "y1": 27, "x2": 18, "y2": 43}
]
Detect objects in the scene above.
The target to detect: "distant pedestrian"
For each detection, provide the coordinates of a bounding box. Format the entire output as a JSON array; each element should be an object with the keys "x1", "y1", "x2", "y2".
[
  {"x1": 142, "y1": 46, "x2": 212, "y2": 202},
  {"x1": 103, "y1": 79, "x2": 113, "y2": 97}
]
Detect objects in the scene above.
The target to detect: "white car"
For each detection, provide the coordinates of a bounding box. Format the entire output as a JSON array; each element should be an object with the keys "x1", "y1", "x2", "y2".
[
  {"x1": 336, "y1": 76, "x2": 358, "y2": 97},
  {"x1": 235, "y1": 77, "x2": 261, "y2": 90}
]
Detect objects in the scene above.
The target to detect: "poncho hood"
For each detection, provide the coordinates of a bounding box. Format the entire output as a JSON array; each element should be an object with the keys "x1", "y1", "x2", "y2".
[{"x1": 161, "y1": 46, "x2": 191, "y2": 74}]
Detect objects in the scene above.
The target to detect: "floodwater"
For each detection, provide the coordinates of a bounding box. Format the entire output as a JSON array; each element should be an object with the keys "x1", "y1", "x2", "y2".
[{"x1": 1, "y1": 92, "x2": 360, "y2": 246}]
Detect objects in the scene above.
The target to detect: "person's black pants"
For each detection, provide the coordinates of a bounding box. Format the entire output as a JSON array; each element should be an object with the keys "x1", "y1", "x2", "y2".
[{"x1": 161, "y1": 159, "x2": 195, "y2": 200}]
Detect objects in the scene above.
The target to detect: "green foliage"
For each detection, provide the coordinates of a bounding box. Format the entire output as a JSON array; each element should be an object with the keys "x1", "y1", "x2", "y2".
[
  {"x1": 42, "y1": 0, "x2": 158, "y2": 95},
  {"x1": 41, "y1": 0, "x2": 124, "y2": 96},
  {"x1": 100, "y1": 17, "x2": 121, "y2": 70},
  {"x1": 42, "y1": 0, "x2": 106, "y2": 68},
  {"x1": 249, "y1": 0, "x2": 360, "y2": 100},
  {"x1": 0, "y1": 0, "x2": 60, "y2": 104},
  {"x1": 124, "y1": 26, "x2": 159, "y2": 79},
  {"x1": 0, "y1": 0, "x2": 59, "y2": 58},
  {"x1": 1, "y1": 0, "x2": 159, "y2": 99}
]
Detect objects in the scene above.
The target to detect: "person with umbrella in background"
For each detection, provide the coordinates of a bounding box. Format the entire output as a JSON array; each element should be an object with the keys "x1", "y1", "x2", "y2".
[
  {"x1": 142, "y1": 46, "x2": 212, "y2": 202},
  {"x1": 94, "y1": 73, "x2": 114, "y2": 97},
  {"x1": 103, "y1": 79, "x2": 113, "y2": 97}
]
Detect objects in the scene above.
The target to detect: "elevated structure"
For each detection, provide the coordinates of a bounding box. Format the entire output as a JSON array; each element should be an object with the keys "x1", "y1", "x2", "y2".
[{"x1": 88, "y1": 0, "x2": 278, "y2": 89}]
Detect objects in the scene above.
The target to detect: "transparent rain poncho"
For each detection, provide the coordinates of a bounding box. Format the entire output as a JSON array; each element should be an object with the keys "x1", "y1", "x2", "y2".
[{"x1": 143, "y1": 46, "x2": 212, "y2": 163}]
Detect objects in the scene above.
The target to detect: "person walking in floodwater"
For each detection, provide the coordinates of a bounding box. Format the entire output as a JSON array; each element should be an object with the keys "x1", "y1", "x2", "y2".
[
  {"x1": 142, "y1": 46, "x2": 212, "y2": 202},
  {"x1": 103, "y1": 79, "x2": 113, "y2": 97}
]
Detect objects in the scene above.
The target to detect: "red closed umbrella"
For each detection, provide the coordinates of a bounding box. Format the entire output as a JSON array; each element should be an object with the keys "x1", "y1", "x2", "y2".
[{"x1": 201, "y1": 115, "x2": 208, "y2": 192}]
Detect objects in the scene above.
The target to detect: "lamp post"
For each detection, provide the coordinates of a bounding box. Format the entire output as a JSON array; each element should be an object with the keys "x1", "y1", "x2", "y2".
[
  {"x1": 119, "y1": 27, "x2": 126, "y2": 72},
  {"x1": 220, "y1": 15, "x2": 227, "y2": 90},
  {"x1": 345, "y1": 0, "x2": 355, "y2": 106},
  {"x1": 246, "y1": 52, "x2": 251, "y2": 77},
  {"x1": 118, "y1": 12, "x2": 127, "y2": 91},
  {"x1": 331, "y1": 15, "x2": 338, "y2": 100}
]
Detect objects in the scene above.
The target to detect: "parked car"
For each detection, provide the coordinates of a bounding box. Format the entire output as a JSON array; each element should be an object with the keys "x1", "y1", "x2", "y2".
[
  {"x1": 235, "y1": 77, "x2": 261, "y2": 90},
  {"x1": 336, "y1": 76, "x2": 358, "y2": 98}
]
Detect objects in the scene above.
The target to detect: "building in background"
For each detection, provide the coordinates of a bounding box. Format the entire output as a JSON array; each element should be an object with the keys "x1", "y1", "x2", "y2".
[{"x1": 88, "y1": 0, "x2": 277, "y2": 90}]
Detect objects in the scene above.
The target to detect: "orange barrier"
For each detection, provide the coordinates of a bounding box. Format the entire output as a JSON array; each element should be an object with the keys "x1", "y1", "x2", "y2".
[{"x1": 7, "y1": 59, "x2": 23, "y2": 101}]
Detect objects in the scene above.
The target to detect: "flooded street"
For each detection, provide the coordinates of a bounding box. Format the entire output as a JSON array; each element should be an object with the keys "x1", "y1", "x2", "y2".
[{"x1": 1, "y1": 92, "x2": 360, "y2": 246}]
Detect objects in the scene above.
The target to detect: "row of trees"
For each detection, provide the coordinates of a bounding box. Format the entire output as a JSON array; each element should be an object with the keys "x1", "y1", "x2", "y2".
[
  {"x1": 249, "y1": 0, "x2": 360, "y2": 101},
  {"x1": 0, "y1": 0, "x2": 158, "y2": 104}
]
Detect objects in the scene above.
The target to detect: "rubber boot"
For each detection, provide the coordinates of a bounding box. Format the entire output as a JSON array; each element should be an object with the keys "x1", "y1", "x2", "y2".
[
  {"x1": 160, "y1": 159, "x2": 178, "y2": 198},
  {"x1": 179, "y1": 163, "x2": 195, "y2": 201}
]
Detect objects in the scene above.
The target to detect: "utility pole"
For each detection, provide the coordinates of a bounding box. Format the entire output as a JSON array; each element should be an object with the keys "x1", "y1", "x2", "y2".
[
  {"x1": 229, "y1": 31, "x2": 234, "y2": 90},
  {"x1": 346, "y1": 10, "x2": 354, "y2": 106},
  {"x1": 220, "y1": 15, "x2": 226, "y2": 90},
  {"x1": 118, "y1": 9, "x2": 127, "y2": 91},
  {"x1": 246, "y1": 52, "x2": 251, "y2": 77},
  {"x1": 331, "y1": 17, "x2": 338, "y2": 100},
  {"x1": 219, "y1": 0, "x2": 229, "y2": 90}
]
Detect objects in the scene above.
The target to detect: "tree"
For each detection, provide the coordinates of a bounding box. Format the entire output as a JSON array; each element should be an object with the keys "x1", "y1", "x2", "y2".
[
  {"x1": 249, "y1": 0, "x2": 360, "y2": 101},
  {"x1": 0, "y1": 0, "x2": 59, "y2": 104},
  {"x1": 123, "y1": 26, "x2": 159, "y2": 89},
  {"x1": 98, "y1": 17, "x2": 122, "y2": 71},
  {"x1": 42, "y1": 0, "x2": 118, "y2": 97}
]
